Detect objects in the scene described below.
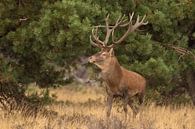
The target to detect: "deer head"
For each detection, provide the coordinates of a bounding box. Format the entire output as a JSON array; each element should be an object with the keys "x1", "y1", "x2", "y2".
[{"x1": 88, "y1": 12, "x2": 148, "y2": 70}]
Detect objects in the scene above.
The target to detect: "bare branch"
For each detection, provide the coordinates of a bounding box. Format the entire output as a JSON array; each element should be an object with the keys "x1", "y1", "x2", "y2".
[{"x1": 167, "y1": 44, "x2": 195, "y2": 60}]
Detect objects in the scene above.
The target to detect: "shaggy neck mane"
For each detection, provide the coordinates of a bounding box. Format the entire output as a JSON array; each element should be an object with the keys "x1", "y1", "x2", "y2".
[{"x1": 101, "y1": 57, "x2": 122, "y2": 86}]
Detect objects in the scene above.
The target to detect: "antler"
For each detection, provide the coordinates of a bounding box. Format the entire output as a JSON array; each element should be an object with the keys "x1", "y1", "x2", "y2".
[
  {"x1": 90, "y1": 12, "x2": 148, "y2": 48},
  {"x1": 90, "y1": 14, "x2": 127, "y2": 48},
  {"x1": 90, "y1": 26, "x2": 105, "y2": 48},
  {"x1": 111, "y1": 12, "x2": 148, "y2": 45},
  {"x1": 104, "y1": 14, "x2": 127, "y2": 45}
]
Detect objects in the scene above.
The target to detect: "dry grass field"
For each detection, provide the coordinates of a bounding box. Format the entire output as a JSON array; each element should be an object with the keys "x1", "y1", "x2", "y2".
[{"x1": 0, "y1": 84, "x2": 195, "y2": 129}]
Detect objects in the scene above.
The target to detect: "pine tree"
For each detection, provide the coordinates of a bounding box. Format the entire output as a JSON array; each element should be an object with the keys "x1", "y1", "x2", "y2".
[{"x1": 0, "y1": 0, "x2": 194, "y2": 103}]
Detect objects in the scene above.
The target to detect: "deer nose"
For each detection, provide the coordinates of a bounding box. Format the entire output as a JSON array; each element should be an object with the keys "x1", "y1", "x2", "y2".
[{"x1": 88, "y1": 57, "x2": 94, "y2": 63}]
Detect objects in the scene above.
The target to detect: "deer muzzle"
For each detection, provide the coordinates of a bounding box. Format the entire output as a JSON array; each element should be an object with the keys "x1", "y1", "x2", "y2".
[{"x1": 88, "y1": 56, "x2": 96, "y2": 63}]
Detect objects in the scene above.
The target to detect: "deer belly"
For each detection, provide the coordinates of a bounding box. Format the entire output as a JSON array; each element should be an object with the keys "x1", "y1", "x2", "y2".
[
  {"x1": 128, "y1": 89, "x2": 139, "y2": 96},
  {"x1": 112, "y1": 88, "x2": 139, "y2": 97},
  {"x1": 109, "y1": 87, "x2": 127, "y2": 96},
  {"x1": 119, "y1": 86, "x2": 140, "y2": 97},
  {"x1": 106, "y1": 85, "x2": 123, "y2": 96}
]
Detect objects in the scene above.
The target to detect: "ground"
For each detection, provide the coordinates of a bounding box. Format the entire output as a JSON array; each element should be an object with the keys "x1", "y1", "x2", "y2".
[{"x1": 0, "y1": 84, "x2": 195, "y2": 129}]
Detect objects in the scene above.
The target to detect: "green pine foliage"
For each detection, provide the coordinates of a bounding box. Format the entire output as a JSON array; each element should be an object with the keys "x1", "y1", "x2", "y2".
[{"x1": 0, "y1": 0, "x2": 195, "y2": 103}]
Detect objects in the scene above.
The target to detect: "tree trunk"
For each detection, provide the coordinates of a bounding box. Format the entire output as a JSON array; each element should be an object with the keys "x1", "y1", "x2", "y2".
[{"x1": 186, "y1": 69, "x2": 195, "y2": 105}]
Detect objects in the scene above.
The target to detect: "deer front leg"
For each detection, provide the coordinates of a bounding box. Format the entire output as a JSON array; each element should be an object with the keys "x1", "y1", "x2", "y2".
[
  {"x1": 106, "y1": 94, "x2": 113, "y2": 117},
  {"x1": 123, "y1": 93, "x2": 129, "y2": 121}
]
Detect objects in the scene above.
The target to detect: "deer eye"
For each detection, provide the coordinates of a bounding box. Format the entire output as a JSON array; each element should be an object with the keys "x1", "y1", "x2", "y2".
[{"x1": 102, "y1": 53, "x2": 106, "y2": 56}]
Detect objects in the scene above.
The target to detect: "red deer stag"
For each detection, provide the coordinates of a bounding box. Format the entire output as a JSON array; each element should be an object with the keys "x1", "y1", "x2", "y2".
[{"x1": 88, "y1": 12, "x2": 148, "y2": 119}]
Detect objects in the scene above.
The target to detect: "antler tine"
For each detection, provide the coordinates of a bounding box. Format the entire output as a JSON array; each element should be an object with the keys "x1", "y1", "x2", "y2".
[
  {"x1": 104, "y1": 14, "x2": 127, "y2": 45},
  {"x1": 119, "y1": 12, "x2": 134, "y2": 27},
  {"x1": 130, "y1": 12, "x2": 134, "y2": 22},
  {"x1": 111, "y1": 14, "x2": 129, "y2": 44},
  {"x1": 119, "y1": 12, "x2": 148, "y2": 28},
  {"x1": 115, "y1": 14, "x2": 127, "y2": 27},
  {"x1": 104, "y1": 14, "x2": 112, "y2": 45},
  {"x1": 90, "y1": 12, "x2": 148, "y2": 48},
  {"x1": 112, "y1": 12, "x2": 148, "y2": 44},
  {"x1": 141, "y1": 15, "x2": 148, "y2": 25},
  {"x1": 90, "y1": 35, "x2": 103, "y2": 48},
  {"x1": 136, "y1": 15, "x2": 140, "y2": 23},
  {"x1": 91, "y1": 26, "x2": 105, "y2": 47},
  {"x1": 133, "y1": 14, "x2": 148, "y2": 28},
  {"x1": 105, "y1": 14, "x2": 110, "y2": 22}
]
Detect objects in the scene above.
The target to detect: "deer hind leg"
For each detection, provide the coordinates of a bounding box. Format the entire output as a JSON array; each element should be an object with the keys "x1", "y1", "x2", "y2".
[
  {"x1": 106, "y1": 94, "x2": 113, "y2": 118},
  {"x1": 123, "y1": 95, "x2": 129, "y2": 121},
  {"x1": 128, "y1": 99, "x2": 139, "y2": 118},
  {"x1": 122, "y1": 90, "x2": 130, "y2": 121},
  {"x1": 138, "y1": 92, "x2": 145, "y2": 105}
]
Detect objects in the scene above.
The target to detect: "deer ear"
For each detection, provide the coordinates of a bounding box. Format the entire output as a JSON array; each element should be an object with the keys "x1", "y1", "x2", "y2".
[{"x1": 109, "y1": 48, "x2": 114, "y2": 56}]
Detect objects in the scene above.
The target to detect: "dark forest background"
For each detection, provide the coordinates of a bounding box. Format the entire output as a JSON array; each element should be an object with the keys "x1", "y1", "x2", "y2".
[{"x1": 0, "y1": 0, "x2": 195, "y2": 107}]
